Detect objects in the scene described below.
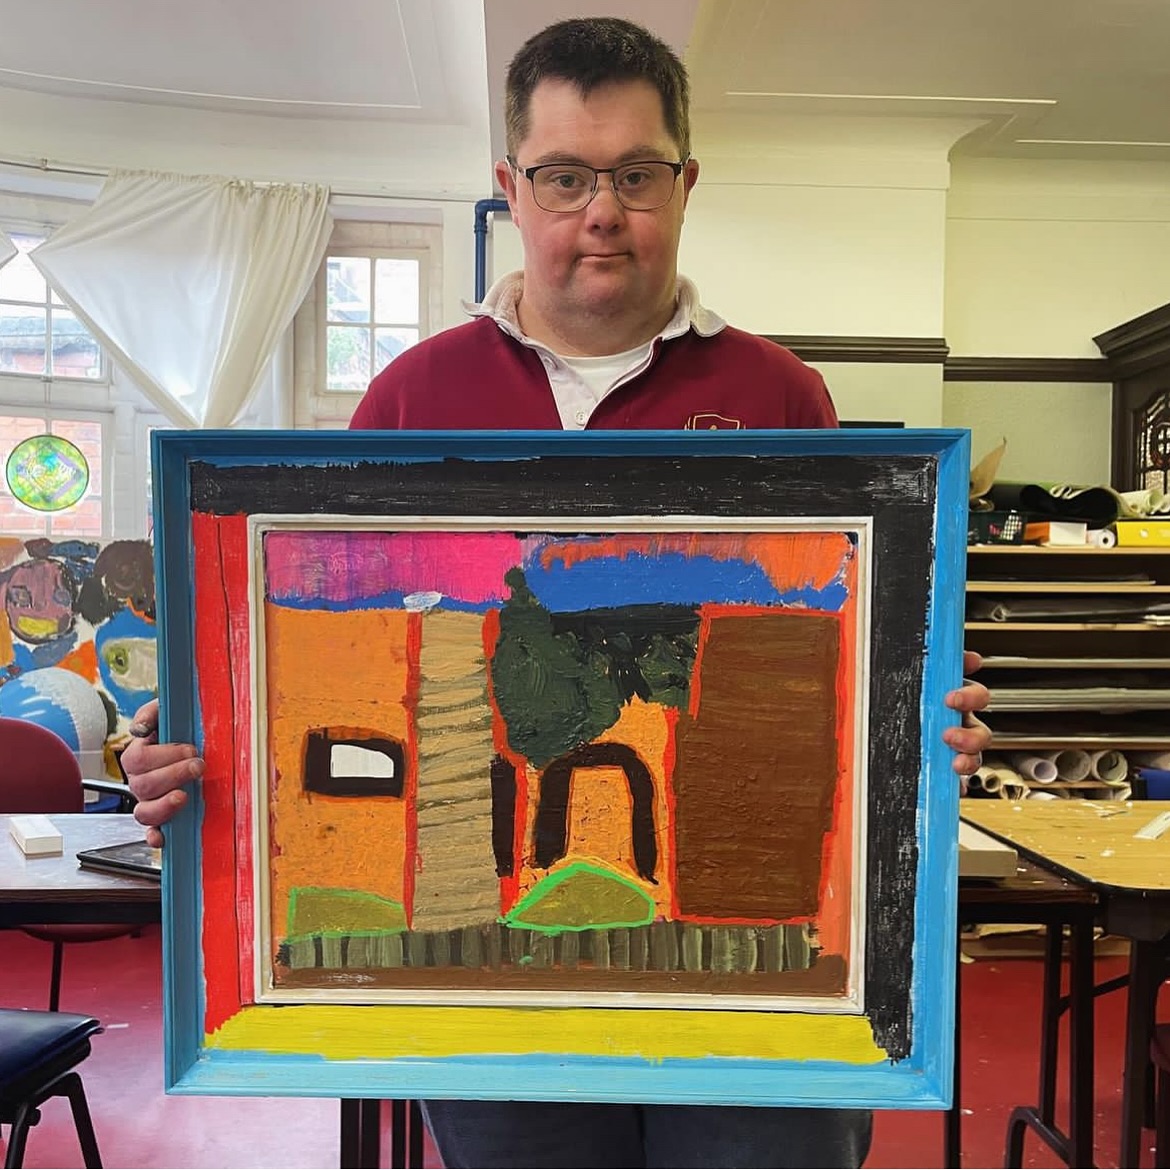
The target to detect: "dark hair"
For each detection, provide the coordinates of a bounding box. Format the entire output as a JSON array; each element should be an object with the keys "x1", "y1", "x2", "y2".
[{"x1": 505, "y1": 17, "x2": 691, "y2": 158}]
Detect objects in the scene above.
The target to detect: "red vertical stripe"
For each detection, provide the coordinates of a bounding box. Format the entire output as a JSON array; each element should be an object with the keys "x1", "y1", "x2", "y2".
[{"x1": 402, "y1": 611, "x2": 422, "y2": 928}]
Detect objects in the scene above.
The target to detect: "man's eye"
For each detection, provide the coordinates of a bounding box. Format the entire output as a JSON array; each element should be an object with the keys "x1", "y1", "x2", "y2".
[
  {"x1": 619, "y1": 169, "x2": 653, "y2": 188},
  {"x1": 547, "y1": 171, "x2": 586, "y2": 190}
]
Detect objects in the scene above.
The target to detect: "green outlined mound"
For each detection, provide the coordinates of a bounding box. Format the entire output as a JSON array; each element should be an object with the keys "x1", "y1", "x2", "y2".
[
  {"x1": 503, "y1": 862, "x2": 655, "y2": 935},
  {"x1": 287, "y1": 886, "x2": 408, "y2": 941}
]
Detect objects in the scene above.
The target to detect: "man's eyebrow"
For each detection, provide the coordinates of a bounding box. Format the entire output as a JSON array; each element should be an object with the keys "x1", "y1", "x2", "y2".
[{"x1": 524, "y1": 145, "x2": 676, "y2": 167}]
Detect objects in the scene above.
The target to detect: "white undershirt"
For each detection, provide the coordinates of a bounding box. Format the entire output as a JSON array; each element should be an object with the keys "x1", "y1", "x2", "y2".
[{"x1": 553, "y1": 342, "x2": 654, "y2": 429}]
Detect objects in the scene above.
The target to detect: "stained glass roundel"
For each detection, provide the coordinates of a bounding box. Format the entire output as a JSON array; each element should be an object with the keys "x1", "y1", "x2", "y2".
[{"x1": 5, "y1": 434, "x2": 90, "y2": 512}]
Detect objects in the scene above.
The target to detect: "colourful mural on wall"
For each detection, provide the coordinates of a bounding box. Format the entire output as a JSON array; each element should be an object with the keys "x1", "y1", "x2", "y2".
[
  {"x1": 0, "y1": 536, "x2": 156, "y2": 774},
  {"x1": 253, "y1": 527, "x2": 862, "y2": 1003}
]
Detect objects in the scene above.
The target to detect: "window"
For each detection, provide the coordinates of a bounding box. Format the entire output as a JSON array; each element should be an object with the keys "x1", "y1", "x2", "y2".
[
  {"x1": 323, "y1": 251, "x2": 423, "y2": 392},
  {"x1": 0, "y1": 412, "x2": 105, "y2": 537},
  {"x1": 0, "y1": 232, "x2": 102, "y2": 381}
]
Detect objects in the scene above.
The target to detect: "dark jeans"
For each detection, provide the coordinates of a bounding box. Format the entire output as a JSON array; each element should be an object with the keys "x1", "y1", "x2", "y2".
[{"x1": 420, "y1": 1100, "x2": 873, "y2": 1169}]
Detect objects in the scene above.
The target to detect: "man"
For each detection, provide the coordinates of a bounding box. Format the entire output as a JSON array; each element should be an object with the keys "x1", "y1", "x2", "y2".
[{"x1": 124, "y1": 17, "x2": 990, "y2": 1169}]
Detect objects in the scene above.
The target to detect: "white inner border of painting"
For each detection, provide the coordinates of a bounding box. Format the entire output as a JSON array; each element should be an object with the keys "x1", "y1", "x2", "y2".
[{"x1": 246, "y1": 515, "x2": 872, "y2": 1012}]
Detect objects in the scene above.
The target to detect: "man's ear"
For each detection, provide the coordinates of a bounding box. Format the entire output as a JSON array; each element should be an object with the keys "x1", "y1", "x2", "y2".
[
  {"x1": 496, "y1": 159, "x2": 521, "y2": 226},
  {"x1": 680, "y1": 157, "x2": 700, "y2": 210}
]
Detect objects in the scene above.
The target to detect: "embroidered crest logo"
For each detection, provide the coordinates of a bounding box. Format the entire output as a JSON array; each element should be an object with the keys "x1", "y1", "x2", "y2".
[{"x1": 685, "y1": 412, "x2": 743, "y2": 430}]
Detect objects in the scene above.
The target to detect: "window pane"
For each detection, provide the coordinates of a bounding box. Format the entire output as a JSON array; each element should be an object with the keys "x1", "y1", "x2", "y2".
[
  {"x1": 0, "y1": 234, "x2": 48, "y2": 304},
  {"x1": 326, "y1": 325, "x2": 371, "y2": 391},
  {"x1": 48, "y1": 492, "x2": 102, "y2": 537},
  {"x1": 52, "y1": 418, "x2": 102, "y2": 496},
  {"x1": 50, "y1": 309, "x2": 101, "y2": 379},
  {"x1": 374, "y1": 327, "x2": 418, "y2": 376},
  {"x1": 326, "y1": 257, "x2": 371, "y2": 323},
  {"x1": 0, "y1": 306, "x2": 47, "y2": 375},
  {"x1": 374, "y1": 258, "x2": 420, "y2": 325},
  {"x1": 0, "y1": 415, "x2": 49, "y2": 536}
]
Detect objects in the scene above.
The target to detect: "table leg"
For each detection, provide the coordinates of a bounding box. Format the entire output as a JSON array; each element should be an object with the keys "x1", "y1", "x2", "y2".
[
  {"x1": 945, "y1": 939, "x2": 963, "y2": 1168},
  {"x1": 1121, "y1": 940, "x2": 1162, "y2": 1168},
  {"x1": 340, "y1": 1098, "x2": 382, "y2": 1168},
  {"x1": 1068, "y1": 913, "x2": 1096, "y2": 1167}
]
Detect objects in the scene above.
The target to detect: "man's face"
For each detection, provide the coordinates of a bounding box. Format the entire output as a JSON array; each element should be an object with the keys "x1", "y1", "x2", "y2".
[{"x1": 497, "y1": 78, "x2": 699, "y2": 334}]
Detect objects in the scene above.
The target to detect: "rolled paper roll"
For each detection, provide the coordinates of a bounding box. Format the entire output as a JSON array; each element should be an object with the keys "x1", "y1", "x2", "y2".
[
  {"x1": 1090, "y1": 527, "x2": 1118, "y2": 548},
  {"x1": 999, "y1": 780, "x2": 1029, "y2": 801},
  {"x1": 1106, "y1": 783, "x2": 1133, "y2": 802},
  {"x1": 973, "y1": 765, "x2": 1002, "y2": 794},
  {"x1": 1055, "y1": 749, "x2": 1092, "y2": 782},
  {"x1": 1008, "y1": 753, "x2": 1059, "y2": 783},
  {"x1": 1089, "y1": 749, "x2": 1128, "y2": 782},
  {"x1": 1029, "y1": 789, "x2": 1063, "y2": 802}
]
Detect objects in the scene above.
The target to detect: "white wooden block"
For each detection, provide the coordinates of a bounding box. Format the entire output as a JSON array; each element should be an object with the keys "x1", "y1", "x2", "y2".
[
  {"x1": 8, "y1": 814, "x2": 63, "y2": 856},
  {"x1": 958, "y1": 820, "x2": 1018, "y2": 879}
]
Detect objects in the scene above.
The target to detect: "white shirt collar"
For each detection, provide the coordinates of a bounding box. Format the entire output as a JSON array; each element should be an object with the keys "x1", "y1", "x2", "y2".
[{"x1": 464, "y1": 271, "x2": 726, "y2": 353}]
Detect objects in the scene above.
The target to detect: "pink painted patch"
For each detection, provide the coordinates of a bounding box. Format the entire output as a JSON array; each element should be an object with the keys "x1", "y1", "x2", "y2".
[{"x1": 263, "y1": 531, "x2": 525, "y2": 605}]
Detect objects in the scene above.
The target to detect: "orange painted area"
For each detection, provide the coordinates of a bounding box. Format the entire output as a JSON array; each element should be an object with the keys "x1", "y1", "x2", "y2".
[
  {"x1": 814, "y1": 557, "x2": 858, "y2": 963},
  {"x1": 539, "y1": 532, "x2": 854, "y2": 598},
  {"x1": 0, "y1": 537, "x2": 25, "y2": 572},
  {"x1": 0, "y1": 611, "x2": 13, "y2": 666},
  {"x1": 517, "y1": 698, "x2": 671, "y2": 915},
  {"x1": 265, "y1": 604, "x2": 414, "y2": 945},
  {"x1": 59, "y1": 639, "x2": 98, "y2": 682}
]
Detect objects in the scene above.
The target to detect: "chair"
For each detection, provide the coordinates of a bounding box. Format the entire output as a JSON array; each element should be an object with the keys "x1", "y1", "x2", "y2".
[
  {"x1": 0, "y1": 716, "x2": 139, "y2": 1011},
  {"x1": 0, "y1": 1008, "x2": 103, "y2": 1168}
]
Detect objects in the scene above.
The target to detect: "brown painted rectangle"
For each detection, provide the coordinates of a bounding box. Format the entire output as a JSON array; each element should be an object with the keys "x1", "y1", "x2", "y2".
[{"x1": 673, "y1": 612, "x2": 840, "y2": 920}]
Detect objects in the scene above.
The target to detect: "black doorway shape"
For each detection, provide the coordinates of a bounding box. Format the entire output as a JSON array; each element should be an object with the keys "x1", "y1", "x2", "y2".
[{"x1": 533, "y1": 742, "x2": 657, "y2": 883}]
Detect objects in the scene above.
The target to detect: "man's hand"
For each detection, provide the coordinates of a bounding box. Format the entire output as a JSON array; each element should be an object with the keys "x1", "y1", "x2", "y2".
[
  {"x1": 121, "y1": 698, "x2": 203, "y2": 848},
  {"x1": 943, "y1": 650, "x2": 992, "y2": 777}
]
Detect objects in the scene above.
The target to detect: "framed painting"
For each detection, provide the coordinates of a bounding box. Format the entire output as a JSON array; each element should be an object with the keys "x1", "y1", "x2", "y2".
[{"x1": 153, "y1": 428, "x2": 968, "y2": 1107}]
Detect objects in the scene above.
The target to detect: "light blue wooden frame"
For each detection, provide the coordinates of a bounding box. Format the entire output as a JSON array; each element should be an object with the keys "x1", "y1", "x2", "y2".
[{"x1": 152, "y1": 427, "x2": 969, "y2": 1107}]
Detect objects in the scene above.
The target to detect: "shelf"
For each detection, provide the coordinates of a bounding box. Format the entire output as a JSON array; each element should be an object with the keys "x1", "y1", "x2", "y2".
[
  {"x1": 969, "y1": 545, "x2": 1170, "y2": 555},
  {"x1": 979, "y1": 657, "x2": 1170, "y2": 669},
  {"x1": 967, "y1": 582, "x2": 1169, "y2": 593},
  {"x1": 988, "y1": 735, "x2": 1170, "y2": 749},
  {"x1": 968, "y1": 621, "x2": 1170, "y2": 631}
]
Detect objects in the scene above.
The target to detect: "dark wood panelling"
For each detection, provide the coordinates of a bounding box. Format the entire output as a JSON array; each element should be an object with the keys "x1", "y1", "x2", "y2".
[
  {"x1": 943, "y1": 356, "x2": 1111, "y2": 382},
  {"x1": 762, "y1": 335, "x2": 949, "y2": 363}
]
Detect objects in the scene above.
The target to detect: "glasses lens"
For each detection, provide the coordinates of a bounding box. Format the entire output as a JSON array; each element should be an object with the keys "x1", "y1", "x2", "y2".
[
  {"x1": 531, "y1": 165, "x2": 596, "y2": 212},
  {"x1": 613, "y1": 162, "x2": 678, "y2": 209}
]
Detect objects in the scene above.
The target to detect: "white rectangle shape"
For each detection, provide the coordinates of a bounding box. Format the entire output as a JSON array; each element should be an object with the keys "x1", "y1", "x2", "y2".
[{"x1": 8, "y1": 814, "x2": 63, "y2": 856}]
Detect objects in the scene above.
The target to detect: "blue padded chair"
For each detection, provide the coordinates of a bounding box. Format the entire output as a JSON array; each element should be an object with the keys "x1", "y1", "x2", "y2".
[{"x1": 0, "y1": 1008, "x2": 103, "y2": 1168}]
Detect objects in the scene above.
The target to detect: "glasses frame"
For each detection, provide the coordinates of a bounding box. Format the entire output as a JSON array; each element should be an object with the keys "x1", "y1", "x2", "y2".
[{"x1": 507, "y1": 156, "x2": 688, "y2": 213}]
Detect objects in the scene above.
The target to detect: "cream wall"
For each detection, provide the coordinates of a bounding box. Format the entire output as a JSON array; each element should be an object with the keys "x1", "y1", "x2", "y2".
[
  {"x1": 942, "y1": 381, "x2": 1113, "y2": 486},
  {"x1": 945, "y1": 157, "x2": 1170, "y2": 357}
]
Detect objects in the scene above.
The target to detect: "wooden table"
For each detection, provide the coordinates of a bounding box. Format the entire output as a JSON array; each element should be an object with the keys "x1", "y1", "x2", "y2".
[
  {"x1": 963, "y1": 799, "x2": 1170, "y2": 1168},
  {"x1": 0, "y1": 813, "x2": 161, "y2": 927}
]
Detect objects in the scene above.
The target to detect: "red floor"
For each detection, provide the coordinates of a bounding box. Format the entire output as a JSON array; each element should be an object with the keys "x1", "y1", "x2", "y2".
[{"x1": 0, "y1": 928, "x2": 1155, "y2": 1168}]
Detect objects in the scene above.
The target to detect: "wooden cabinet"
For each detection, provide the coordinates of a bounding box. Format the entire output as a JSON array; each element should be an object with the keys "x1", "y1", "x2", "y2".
[{"x1": 965, "y1": 545, "x2": 1170, "y2": 796}]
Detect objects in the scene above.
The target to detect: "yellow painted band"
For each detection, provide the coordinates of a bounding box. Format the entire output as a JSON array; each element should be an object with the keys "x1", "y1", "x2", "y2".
[{"x1": 209, "y1": 1005, "x2": 887, "y2": 1064}]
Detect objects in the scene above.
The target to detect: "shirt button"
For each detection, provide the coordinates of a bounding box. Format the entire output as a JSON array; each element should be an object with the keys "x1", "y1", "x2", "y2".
[{"x1": 574, "y1": 410, "x2": 587, "y2": 425}]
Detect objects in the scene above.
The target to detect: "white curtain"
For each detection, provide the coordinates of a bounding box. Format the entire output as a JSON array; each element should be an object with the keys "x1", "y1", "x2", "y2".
[
  {"x1": 30, "y1": 170, "x2": 333, "y2": 428},
  {"x1": 0, "y1": 229, "x2": 15, "y2": 271}
]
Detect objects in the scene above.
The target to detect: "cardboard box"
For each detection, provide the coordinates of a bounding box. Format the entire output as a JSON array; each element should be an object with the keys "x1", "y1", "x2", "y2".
[
  {"x1": 1115, "y1": 519, "x2": 1170, "y2": 547},
  {"x1": 1024, "y1": 520, "x2": 1088, "y2": 546}
]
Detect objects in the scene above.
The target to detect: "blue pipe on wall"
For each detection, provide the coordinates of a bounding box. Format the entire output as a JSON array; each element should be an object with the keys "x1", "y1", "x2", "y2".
[{"x1": 473, "y1": 198, "x2": 510, "y2": 302}]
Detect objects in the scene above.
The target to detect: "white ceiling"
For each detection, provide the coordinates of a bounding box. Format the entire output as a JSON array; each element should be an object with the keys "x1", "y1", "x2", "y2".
[{"x1": 0, "y1": 0, "x2": 1167, "y2": 197}]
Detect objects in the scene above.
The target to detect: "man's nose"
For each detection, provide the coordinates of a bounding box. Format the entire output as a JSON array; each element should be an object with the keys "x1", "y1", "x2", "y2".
[{"x1": 584, "y1": 176, "x2": 626, "y2": 226}]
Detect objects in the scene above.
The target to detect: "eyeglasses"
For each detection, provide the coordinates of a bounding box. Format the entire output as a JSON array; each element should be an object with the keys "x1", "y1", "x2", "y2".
[{"x1": 507, "y1": 157, "x2": 687, "y2": 213}]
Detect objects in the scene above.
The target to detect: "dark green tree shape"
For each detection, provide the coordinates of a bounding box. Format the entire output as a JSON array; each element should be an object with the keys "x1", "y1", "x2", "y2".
[{"x1": 491, "y1": 568, "x2": 697, "y2": 768}]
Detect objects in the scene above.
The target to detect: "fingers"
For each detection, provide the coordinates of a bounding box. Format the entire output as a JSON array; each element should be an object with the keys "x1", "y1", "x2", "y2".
[
  {"x1": 962, "y1": 650, "x2": 983, "y2": 677},
  {"x1": 128, "y1": 696, "x2": 161, "y2": 739},
  {"x1": 134, "y1": 789, "x2": 188, "y2": 833},
  {"x1": 945, "y1": 712, "x2": 992, "y2": 776},
  {"x1": 946, "y1": 678, "x2": 990, "y2": 714},
  {"x1": 125, "y1": 746, "x2": 203, "y2": 804}
]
